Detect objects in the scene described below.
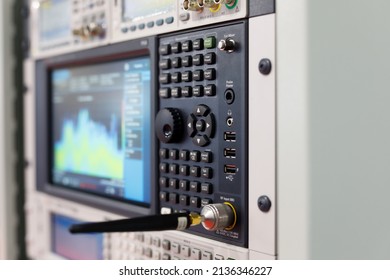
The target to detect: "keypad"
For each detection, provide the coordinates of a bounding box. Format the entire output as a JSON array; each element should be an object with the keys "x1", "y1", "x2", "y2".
[
  {"x1": 158, "y1": 33, "x2": 220, "y2": 217},
  {"x1": 158, "y1": 36, "x2": 218, "y2": 101},
  {"x1": 107, "y1": 233, "x2": 232, "y2": 260},
  {"x1": 158, "y1": 148, "x2": 214, "y2": 210}
]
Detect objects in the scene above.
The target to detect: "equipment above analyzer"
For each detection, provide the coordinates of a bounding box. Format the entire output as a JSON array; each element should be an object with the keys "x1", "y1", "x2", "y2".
[{"x1": 28, "y1": 0, "x2": 247, "y2": 58}]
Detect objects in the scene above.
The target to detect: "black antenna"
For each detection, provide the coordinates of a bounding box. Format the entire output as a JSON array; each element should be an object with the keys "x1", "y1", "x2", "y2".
[{"x1": 69, "y1": 213, "x2": 192, "y2": 234}]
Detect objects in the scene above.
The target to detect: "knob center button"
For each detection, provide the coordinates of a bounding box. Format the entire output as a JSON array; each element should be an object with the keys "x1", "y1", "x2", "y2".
[
  {"x1": 163, "y1": 124, "x2": 173, "y2": 137},
  {"x1": 155, "y1": 108, "x2": 183, "y2": 143}
]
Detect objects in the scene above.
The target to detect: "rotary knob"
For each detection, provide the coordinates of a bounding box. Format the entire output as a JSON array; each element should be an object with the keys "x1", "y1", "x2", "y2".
[
  {"x1": 155, "y1": 108, "x2": 183, "y2": 143},
  {"x1": 218, "y1": 37, "x2": 236, "y2": 53}
]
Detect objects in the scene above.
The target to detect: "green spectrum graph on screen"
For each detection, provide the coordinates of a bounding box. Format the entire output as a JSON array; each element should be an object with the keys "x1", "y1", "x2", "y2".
[{"x1": 54, "y1": 109, "x2": 123, "y2": 179}]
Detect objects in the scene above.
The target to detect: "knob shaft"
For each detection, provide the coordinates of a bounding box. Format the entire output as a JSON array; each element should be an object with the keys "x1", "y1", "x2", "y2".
[
  {"x1": 218, "y1": 38, "x2": 236, "y2": 53},
  {"x1": 155, "y1": 108, "x2": 183, "y2": 143}
]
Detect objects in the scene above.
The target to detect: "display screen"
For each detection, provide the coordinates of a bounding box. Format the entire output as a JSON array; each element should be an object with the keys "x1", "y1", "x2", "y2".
[
  {"x1": 51, "y1": 214, "x2": 103, "y2": 260},
  {"x1": 51, "y1": 56, "x2": 151, "y2": 205},
  {"x1": 38, "y1": 0, "x2": 71, "y2": 49},
  {"x1": 122, "y1": 0, "x2": 175, "y2": 22}
]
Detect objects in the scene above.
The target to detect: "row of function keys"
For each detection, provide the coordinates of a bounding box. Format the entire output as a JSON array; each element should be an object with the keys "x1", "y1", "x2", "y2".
[
  {"x1": 160, "y1": 149, "x2": 212, "y2": 163},
  {"x1": 160, "y1": 177, "x2": 213, "y2": 194},
  {"x1": 121, "y1": 17, "x2": 175, "y2": 33},
  {"x1": 159, "y1": 84, "x2": 216, "y2": 98},
  {"x1": 111, "y1": 233, "x2": 227, "y2": 260},
  {"x1": 131, "y1": 234, "x2": 226, "y2": 260},
  {"x1": 159, "y1": 163, "x2": 213, "y2": 179},
  {"x1": 160, "y1": 192, "x2": 212, "y2": 208},
  {"x1": 159, "y1": 53, "x2": 216, "y2": 69},
  {"x1": 159, "y1": 68, "x2": 216, "y2": 84},
  {"x1": 159, "y1": 36, "x2": 217, "y2": 55}
]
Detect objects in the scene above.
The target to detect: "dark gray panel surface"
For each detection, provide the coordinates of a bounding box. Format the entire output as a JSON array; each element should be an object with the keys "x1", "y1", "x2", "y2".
[{"x1": 249, "y1": 0, "x2": 275, "y2": 17}]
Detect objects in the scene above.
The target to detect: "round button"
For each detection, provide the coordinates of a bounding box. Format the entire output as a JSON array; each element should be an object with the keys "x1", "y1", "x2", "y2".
[{"x1": 196, "y1": 120, "x2": 206, "y2": 132}]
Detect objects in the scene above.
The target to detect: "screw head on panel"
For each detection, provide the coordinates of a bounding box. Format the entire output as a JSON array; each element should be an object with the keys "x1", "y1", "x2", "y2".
[
  {"x1": 258, "y1": 58, "x2": 272, "y2": 75},
  {"x1": 258, "y1": 195, "x2": 272, "y2": 212}
]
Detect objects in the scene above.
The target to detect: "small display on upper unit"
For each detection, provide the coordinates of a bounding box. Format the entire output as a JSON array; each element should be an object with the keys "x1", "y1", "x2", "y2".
[
  {"x1": 51, "y1": 56, "x2": 151, "y2": 206},
  {"x1": 37, "y1": 0, "x2": 72, "y2": 50},
  {"x1": 122, "y1": 0, "x2": 175, "y2": 22}
]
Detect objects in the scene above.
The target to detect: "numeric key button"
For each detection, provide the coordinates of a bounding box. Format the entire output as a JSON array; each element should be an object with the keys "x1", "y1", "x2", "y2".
[
  {"x1": 204, "y1": 84, "x2": 216, "y2": 96},
  {"x1": 193, "y1": 70, "x2": 203, "y2": 81},
  {"x1": 193, "y1": 54, "x2": 203, "y2": 66},
  {"x1": 171, "y1": 87, "x2": 181, "y2": 98},
  {"x1": 169, "y1": 164, "x2": 178, "y2": 174},
  {"x1": 182, "y1": 86, "x2": 192, "y2": 97},
  {"x1": 193, "y1": 38, "x2": 204, "y2": 50},
  {"x1": 159, "y1": 177, "x2": 168, "y2": 188},
  {"x1": 159, "y1": 163, "x2": 168, "y2": 173},
  {"x1": 159, "y1": 73, "x2": 171, "y2": 84},
  {"x1": 193, "y1": 85, "x2": 204, "y2": 97},
  {"x1": 201, "y1": 183, "x2": 213, "y2": 194},
  {"x1": 169, "y1": 193, "x2": 179, "y2": 204},
  {"x1": 172, "y1": 57, "x2": 181, "y2": 68},
  {"x1": 159, "y1": 88, "x2": 171, "y2": 98},
  {"x1": 159, "y1": 44, "x2": 171, "y2": 55},
  {"x1": 162, "y1": 240, "x2": 171, "y2": 251},
  {"x1": 182, "y1": 40, "x2": 192, "y2": 52},
  {"x1": 202, "y1": 251, "x2": 213, "y2": 260},
  {"x1": 179, "y1": 150, "x2": 189, "y2": 161},
  {"x1": 171, "y1": 42, "x2": 181, "y2": 53},
  {"x1": 190, "y1": 197, "x2": 200, "y2": 208},
  {"x1": 204, "y1": 69, "x2": 216, "y2": 80},
  {"x1": 204, "y1": 53, "x2": 216, "y2": 65},
  {"x1": 189, "y1": 151, "x2": 200, "y2": 162},
  {"x1": 160, "y1": 191, "x2": 169, "y2": 202},
  {"x1": 169, "y1": 149, "x2": 179, "y2": 159},
  {"x1": 190, "y1": 181, "x2": 200, "y2": 192},
  {"x1": 182, "y1": 56, "x2": 192, "y2": 67},
  {"x1": 159, "y1": 59, "x2": 171, "y2": 69},
  {"x1": 159, "y1": 148, "x2": 168, "y2": 159},
  {"x1": 182, "y1": 71, "x2": 192, "y2": 82},
  {"x1": 191, "y1": 248, "x2": 201, "y2": 260},
  {"x1": 179, "y1": 165, "x2": 189, "y2": 176},
  {"x1": 169, "y1": 178, "x2": 178, "y2": 189},
  {"x1": 171, "y1": 72, "x2": 181, "y2": 83},
  {"x1": 179, "y1": 195, "x2": 189, "y2": 206},
  {"x1": 190, "y1": 166, "x2": 200, "y2": 177},
  {"x1": 201, "y1": 167, "x2": 213, "y2": 179},
  {"x1": 179, "y1": 180, "x2": 189, "y2": 191},
  {"x1": 201, "y1": 198, "x2": 212, "y2": 207},
  {"x1": 201, "y1": 151, "x2": 212, "y2": 163}
]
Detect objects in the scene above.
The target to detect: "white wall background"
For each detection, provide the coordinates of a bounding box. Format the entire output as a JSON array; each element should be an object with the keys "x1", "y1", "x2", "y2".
[{"x1": 277, "y1": 0, "x2": 390, "y2": 259}]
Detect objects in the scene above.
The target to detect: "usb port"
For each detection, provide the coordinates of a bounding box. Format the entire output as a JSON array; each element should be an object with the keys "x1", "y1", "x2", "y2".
[
  {"x1": 224, "y1": 164, "x2": 237, "y2": 174},
  {"x1": 224, "y1": 148, "x2": 236, "y2": 158},
  {"x1": 224, "y1": 131, "x2": 236, "y2": 142}
]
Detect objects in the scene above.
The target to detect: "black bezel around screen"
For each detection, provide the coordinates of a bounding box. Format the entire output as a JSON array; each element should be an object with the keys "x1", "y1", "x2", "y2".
[{"x1": 36, "y1": 37, "x2": 157, "y2": 216}]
